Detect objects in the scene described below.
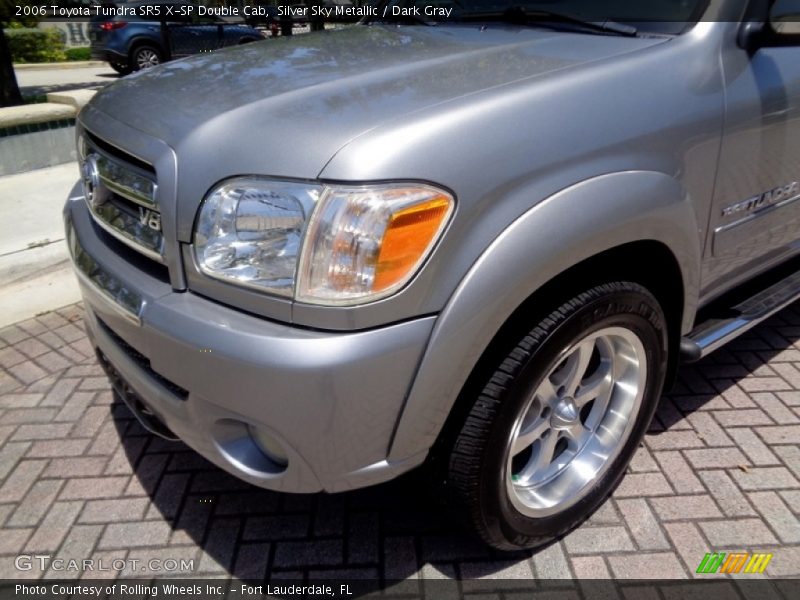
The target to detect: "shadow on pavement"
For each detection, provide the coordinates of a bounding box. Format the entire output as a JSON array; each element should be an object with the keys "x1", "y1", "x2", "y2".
[
  {"x1": 110, "y1": 397, "x2": 531, "y2": 590},
  {"x1": 651, "y1": 302, "x2": 799, "y2": 432}
]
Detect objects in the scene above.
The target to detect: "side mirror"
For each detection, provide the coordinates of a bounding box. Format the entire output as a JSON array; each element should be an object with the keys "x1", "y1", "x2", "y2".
[{"x1": 768, "y1": 0, "x2": 800, "y2": 39}]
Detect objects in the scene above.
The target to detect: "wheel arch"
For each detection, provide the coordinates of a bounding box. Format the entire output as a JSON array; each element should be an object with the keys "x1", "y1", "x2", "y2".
[
  {"x1": 127, "y1": 37, "x2": 163, "y2": 60},
  {"x1": 388, "y1": 170, "x2": 701, "y2": 463}
]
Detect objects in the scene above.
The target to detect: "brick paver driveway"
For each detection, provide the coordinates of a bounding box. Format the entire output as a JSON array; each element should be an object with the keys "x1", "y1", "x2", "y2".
[{"x1": 0, "y1": 302, "x2": 799, "y2": 582}]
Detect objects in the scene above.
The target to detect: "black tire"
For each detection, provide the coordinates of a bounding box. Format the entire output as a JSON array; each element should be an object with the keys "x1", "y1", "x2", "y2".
[
  {"x1": 109, "y1": 61, "x2": 132, "y2": 75},
  {"x1": 444, "y1": 282, "x2": 668, "y2": 550},
  {"x1": 129, "y1": 44, "x2": 162, "y2": 71}
]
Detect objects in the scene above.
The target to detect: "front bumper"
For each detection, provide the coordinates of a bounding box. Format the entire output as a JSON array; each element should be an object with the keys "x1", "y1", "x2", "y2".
[{"x1": 64, "y1": 190, "x2": 434, "y2": 493}]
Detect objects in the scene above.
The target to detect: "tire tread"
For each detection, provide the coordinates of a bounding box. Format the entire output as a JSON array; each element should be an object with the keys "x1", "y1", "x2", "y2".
[{"x1": 446, "y1": 282, "x2": 657, "y2": 550}]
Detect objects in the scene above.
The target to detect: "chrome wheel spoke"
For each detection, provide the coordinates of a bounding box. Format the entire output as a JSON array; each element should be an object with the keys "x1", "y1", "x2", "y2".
[
  {"x1": 554, "y1": 339, "x2": 595, "y2": 397},
  {"x1": 511, "y1": 419, "x2": 550, "y2": 457},
  {"x1": 563, "y1": 421, "x2": 590, "y2": 444},
  {"x1": 536, "y1": 377, "x2": 560, "y2": 407},
  {"x1": 574, "y1": 349, "x2": 614, "y2": 408},
  {"x1": 584, "y1": 377, "x2": 614, "y2": 431},
  {"x1": 521, "y1": 430, "x2": 559, "y2": 480}
]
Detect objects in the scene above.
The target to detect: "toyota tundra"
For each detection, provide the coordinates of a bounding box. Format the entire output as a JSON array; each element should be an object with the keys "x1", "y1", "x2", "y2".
[{"x1": 64, "y1": 0, "x2": 800, "y2": 549}]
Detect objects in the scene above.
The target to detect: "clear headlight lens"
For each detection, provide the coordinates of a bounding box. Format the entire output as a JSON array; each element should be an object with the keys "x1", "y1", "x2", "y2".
[
  {"x1": 193, "y1": 179, "x2": 453, "y2": 305},
  {"x1": 194, "y1": 180, "x2": 321, "y2": 297}
]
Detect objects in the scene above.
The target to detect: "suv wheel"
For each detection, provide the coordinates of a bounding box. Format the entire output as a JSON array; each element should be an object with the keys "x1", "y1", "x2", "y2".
[
  {"x1": 130, "y1": 45, "x2": 162, "y2": 71},
  {"x1": 445, "y1": 282, "x2": 667, "y2": 550}
]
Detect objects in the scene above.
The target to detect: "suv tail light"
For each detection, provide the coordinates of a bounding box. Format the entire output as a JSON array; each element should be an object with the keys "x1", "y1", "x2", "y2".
[{"x1": 100, "y1": 21, "x2": 128, "y2": 31}]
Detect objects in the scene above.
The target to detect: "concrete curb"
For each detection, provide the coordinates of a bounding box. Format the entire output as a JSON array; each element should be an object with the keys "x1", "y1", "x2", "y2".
[
  {"x1": 47, "y1": 89, "x2": 97, "y2": 111},
  {"x1": 14, "y1": 61, "x2": 106, "y2": 70},
  {"x1": 0, "y1": 90, "x2": 96, "y2": 128},
  {"x1": 0, "y1": 103, "x2": 76, "y2": 128}
]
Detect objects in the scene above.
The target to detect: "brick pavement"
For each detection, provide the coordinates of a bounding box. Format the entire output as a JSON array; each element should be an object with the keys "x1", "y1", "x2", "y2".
[{"x1": 0, "y1": 303, "x2": 799, "y2": 583}]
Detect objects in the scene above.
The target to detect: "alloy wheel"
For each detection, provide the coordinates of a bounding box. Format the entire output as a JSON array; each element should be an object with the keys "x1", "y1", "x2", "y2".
[
  {"x1": 135, "y1": 48, "x2": 160, "y2": 69},
  {"x1": 506, "y1": 326, "x2": 647, "y2": 517}
]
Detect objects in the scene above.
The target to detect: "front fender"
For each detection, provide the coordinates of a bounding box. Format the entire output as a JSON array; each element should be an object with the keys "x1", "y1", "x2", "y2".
[{"x1": 388, "y1": 170, "x2": 701, "y2": 461}]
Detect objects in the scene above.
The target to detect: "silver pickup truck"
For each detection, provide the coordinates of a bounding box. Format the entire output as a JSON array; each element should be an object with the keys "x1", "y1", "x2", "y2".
[{"x1": 64, "y1": 0, "x2": 800, "y2": 550}]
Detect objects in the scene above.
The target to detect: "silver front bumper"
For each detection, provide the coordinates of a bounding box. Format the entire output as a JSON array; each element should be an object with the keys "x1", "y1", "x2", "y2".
[{"x1": 65, "y1": 189, "x2": 433, "y2": 493}]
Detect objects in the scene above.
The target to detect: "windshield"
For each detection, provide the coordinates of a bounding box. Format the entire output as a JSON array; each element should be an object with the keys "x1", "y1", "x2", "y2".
[{"x1": 375, "y1": 0, "x2": 711, "y2": 35}]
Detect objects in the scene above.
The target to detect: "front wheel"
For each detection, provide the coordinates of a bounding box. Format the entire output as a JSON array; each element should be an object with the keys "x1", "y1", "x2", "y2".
[
  {"x1": 444, "y1": 282, "x2": 668, "y2": 550},
  {"x1": 130, "y1": 45, "x2": 162, "y2": 71}
]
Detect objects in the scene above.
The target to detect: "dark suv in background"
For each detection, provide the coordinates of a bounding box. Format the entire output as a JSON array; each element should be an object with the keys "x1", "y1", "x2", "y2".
[{"x1": 90, "y1": 0, "x2": 263, "y2": 74}]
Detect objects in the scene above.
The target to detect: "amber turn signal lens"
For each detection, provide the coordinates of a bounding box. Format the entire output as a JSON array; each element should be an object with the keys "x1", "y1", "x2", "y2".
[
  {"x1": 374, "y1": 196, "x2": 451, "y2": 291},
  {"x1": 296, "y1": 184, "x2": 454, "y2": 305}
]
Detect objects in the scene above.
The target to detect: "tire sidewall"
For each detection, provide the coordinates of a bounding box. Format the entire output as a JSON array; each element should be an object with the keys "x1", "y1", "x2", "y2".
[{"x1": 479, "y1": 288, "x2": 667, "y2": 549}]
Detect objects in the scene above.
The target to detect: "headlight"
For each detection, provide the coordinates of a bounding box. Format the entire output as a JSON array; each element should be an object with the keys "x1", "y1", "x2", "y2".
[
  {"x1": 194, "y1": 180, "x2": 321, "y2": 297},
  {"x1": 194, "y1": 179, "x2": 454, "y2": 306}
]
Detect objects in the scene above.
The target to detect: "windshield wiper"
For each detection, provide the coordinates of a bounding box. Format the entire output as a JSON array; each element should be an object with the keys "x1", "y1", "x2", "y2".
[{"x1": 458, "y1": 6, "x2": 638, "y2": 37}]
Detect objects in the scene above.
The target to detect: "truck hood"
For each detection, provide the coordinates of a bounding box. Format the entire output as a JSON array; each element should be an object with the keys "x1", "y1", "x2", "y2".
[
  {"x1": 85, "y1": 24, "x2": 666, "y2": 241},
  {"x1": 89, "y1": 24, "x2": 665, "y2": 175}
]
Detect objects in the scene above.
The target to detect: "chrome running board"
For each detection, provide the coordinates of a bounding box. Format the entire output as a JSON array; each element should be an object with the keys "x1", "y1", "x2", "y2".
[{"x1": 681, "y1": 268, "x2": 800, "y2": 362}]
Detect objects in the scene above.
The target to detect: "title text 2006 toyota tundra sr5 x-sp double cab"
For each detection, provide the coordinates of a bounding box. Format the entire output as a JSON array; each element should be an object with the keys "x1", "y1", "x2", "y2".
[{"x1": 65, "y1": 0, "x2": 800, "y2": 550}]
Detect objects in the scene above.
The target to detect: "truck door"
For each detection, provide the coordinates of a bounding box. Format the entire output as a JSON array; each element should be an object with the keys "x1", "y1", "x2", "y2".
[{"x1": 703, "y1": 3, "x2": 800, "y2": 298}]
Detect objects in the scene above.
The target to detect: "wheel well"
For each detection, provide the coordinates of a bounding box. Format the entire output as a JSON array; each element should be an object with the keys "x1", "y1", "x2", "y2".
[
  {"x1": 128, "y1": 39, "x2": 162, "y2": 59},
  {"x1": 429, "y1": 240, "x2": 684, "y2": 468}
]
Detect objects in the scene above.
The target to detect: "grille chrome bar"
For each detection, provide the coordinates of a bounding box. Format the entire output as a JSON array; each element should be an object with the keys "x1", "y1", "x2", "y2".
[
  {"x1": 95, "y1": 154, "x2": 157, "y2": 209},
  {"x1": 81, "y1": 132, "x2": 164, "y2": 264},
  {"x1": 90, "y1": 200, "x2": 164, "y2": 262}
]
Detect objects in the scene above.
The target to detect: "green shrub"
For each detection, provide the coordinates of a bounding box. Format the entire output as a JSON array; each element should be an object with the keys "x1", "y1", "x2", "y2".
[
  {"x1": 6, "y1": 28, "x2": 66, "y2": 63},
  {"x1": 65, "y1": 46, "x2": 91, "y2": 61}
]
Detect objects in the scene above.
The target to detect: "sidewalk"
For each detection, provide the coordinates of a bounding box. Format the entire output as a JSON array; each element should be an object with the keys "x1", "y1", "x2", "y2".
[
  {"x1": 0, "y1": 163, "x2": 82, "y2": 327},
  {"x1": 15, "y1": 63, "x2": 117, "y2": 97},
  {"x1": 13, "y1": 61, "x2": 106, "y2": 70}
]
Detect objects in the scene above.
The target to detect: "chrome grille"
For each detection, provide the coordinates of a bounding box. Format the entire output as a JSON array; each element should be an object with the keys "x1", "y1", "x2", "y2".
[{"x1": 79, "y1": 133, "x2": 164, "y2": 263}]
